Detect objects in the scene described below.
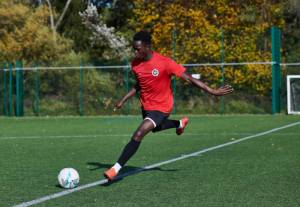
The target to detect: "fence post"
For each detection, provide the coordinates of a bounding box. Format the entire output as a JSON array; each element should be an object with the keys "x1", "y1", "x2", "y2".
[
  {"x1": 173, "y1": 29, "x2": 176, "y2": 115},
  {"x1": 80, "y1": 59, "x2": 83, "y2": 116},
  {"x1": 20, "y1": 61, "x2": 24, "y2": 116},
  {"x1": 4, "y1": 62, "x2": 6, "y2": 116},
  {"x1": 126, "y1": 58, "x2": 129, "y2": 115},
  {"x1": 35, "y1": 60, "x2": 38, "y2": 117},
  {"x1": 9, "y1": 62, "x2": 12, "y2": 117},
  {"x1": 221, "y1": 28, "x2": 225, "y2": 115},
  {"x1": 16, "y1": 61, "x2": 19, "y2": 117},
  {"x1": 271, "y1": 26, "x2": 281, "y2": 115}
]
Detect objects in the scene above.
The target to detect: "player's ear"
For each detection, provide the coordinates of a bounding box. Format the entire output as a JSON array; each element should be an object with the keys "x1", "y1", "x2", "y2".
[{"x1": 146, "y1": 44, "x2": 151, "y2": 51}]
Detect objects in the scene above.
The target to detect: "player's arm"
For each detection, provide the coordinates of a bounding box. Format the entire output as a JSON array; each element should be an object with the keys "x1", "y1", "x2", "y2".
[
  {"x1": 180, "y1": 70, "x2": 234, "y2": 96},
  {"x1": 114, "y1": 82, "x2": 141, "y2": 111}
]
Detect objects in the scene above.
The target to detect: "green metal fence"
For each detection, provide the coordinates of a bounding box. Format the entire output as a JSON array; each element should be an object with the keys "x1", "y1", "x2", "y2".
[
  {"x1": 1, "y1": 26, "x2": 299, "y2": 117},
  {"x1": 271, "y1": 26, "x2": 282, "y2": 114}
]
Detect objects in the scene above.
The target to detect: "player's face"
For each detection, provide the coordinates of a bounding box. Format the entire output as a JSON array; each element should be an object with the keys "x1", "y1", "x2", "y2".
[{"x1": 132, "y1": 40, "x2": 149, "y2": 60}]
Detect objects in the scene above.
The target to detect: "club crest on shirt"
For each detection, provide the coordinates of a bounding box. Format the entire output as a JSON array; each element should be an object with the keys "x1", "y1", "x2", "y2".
[{"x1": 152, "y1": 69, "x2": 159, "y2": 76}]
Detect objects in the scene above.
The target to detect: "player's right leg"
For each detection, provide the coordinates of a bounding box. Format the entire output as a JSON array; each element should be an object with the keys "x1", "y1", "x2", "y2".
[
  {"x1": 103, "y1": 119, "x2": 154, "y2": 181},
  {"x1": 176, "y1": 117, "x2": 189, "y2": 135}
]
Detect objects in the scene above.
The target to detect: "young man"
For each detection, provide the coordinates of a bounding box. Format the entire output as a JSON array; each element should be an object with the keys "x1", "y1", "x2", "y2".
[{"x1": 104, "y1": 31, "x2": 233, "y2": 181}]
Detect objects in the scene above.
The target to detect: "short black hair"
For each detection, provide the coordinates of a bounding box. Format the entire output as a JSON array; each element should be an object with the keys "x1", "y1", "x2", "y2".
[{"x1": 133, "y1": 31, "x2": 152, "y2": 45}]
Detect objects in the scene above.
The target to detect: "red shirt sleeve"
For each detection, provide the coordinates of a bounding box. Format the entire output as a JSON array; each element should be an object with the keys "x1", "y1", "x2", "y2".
[{"x1": 165, "y1": 58, "x2": 186, "y2": 77}]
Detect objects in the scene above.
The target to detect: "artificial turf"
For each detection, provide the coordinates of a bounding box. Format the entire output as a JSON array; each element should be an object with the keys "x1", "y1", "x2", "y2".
[{"x1": 0, "y1": 115, "x2": 299, "y2": 206}]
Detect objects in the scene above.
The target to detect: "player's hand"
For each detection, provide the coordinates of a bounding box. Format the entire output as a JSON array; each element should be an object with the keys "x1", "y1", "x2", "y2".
[
  {"x1": 212, "y1": 85, "x2": 234, "y2": 96},
  {"x1": 114, "y1": 100, "x2": 124, "y2": 111}
]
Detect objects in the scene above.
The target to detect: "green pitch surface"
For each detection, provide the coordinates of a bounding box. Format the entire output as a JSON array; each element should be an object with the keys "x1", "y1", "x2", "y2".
[{"x1": 1, "y1": 115, "x2": 300, "y2": 206}]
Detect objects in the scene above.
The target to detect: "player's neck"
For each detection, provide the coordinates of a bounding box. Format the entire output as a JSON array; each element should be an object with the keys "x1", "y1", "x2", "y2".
[{"x1": 142, "y1": 51, "x2": 153, "y2": 62}]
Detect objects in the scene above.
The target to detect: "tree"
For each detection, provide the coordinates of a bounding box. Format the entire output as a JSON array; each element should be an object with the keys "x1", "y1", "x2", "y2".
[
  {"x1": 133, "y1": 0, "x2": 284, "y2": 95},
  {"x1": 100, "y1": 0, "x2": 136, "y2": 41},
  {"x1": 79, "y1": 3, "x2": 131, "y2": 59},
  {"x1": 51, "y1": 0, "x2": 92, "y2": 53},
  {"x1": 45, "y1": 0, "x2": 72, "y2": 47},
  {"x1": 0, "y1": 1, "x2": 73, "y2": 62}
]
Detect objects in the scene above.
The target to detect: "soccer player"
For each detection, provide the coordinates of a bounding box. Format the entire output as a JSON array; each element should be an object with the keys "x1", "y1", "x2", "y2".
[{"x1": 104, "y1": 31, "x2": 233, "y2": 181}]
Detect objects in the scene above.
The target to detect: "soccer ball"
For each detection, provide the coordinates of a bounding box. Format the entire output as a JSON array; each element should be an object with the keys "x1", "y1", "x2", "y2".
[{"x1": 58, "y1": 168, "x2": 80, "y2": 189}]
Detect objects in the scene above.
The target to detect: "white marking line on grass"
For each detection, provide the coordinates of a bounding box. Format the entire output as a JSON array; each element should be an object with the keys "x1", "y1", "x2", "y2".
[
  {"x1": 2, "y1": 132, "x2": 300, "y2": 140},
  {"x1": 13, "y1": 121, "x2": 300, "y2": 207}
]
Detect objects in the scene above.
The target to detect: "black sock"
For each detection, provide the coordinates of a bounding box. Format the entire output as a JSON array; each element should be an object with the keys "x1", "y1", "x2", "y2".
[
  {"x1": 117, "y1": 138, "x2": 141, "y2": 166},
  {"x1": 163, "y1": 119, "x2": 180, "y2": 130}
]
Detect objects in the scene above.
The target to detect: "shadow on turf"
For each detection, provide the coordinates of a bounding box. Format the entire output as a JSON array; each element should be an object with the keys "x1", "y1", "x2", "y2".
[{"x1": 87, "y1": 162, "x2": 178, "y2": 186}]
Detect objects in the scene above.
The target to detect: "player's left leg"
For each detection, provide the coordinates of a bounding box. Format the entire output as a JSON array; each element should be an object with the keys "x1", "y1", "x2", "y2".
[
  {"x1": 152, "y1": 119, "x2": 179, "y2": 132},
  {"x1": 152, "y1": 117, "x2": 189, "y2": 135}
]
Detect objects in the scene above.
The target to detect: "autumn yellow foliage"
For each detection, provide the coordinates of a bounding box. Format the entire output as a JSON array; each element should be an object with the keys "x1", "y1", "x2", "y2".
[
  {"x1": 0, "y1": 1, "x2": 73, "y2": 62},
  {"x1": 133, "y1": 0, "x2": 284, "y2": 95}
]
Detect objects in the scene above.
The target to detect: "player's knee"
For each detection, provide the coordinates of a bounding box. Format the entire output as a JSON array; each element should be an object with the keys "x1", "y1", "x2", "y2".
[{"x1": 132, "y1": 130, "x2": 145, "y2": 141}]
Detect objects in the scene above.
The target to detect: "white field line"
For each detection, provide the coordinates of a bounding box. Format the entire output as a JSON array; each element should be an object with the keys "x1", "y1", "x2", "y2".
[
  {"x1": 13, "y1": 121, "x2": 300, "y2": 207},
  {"x1": 2, "y1": 132, "x2": 300, "y2": 140}
]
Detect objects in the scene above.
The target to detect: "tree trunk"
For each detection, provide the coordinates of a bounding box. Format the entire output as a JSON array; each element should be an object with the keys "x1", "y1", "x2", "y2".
[
  {"x1": 55, "y1": 0, "x2": 72, "y2": 29},
  {"x1": 45, "y1": 0, "x2": 72, "y2": 48},
  {"x1": 86, "y1": 0, "x2": 91, "y2": 24},
  {"x1": 45, "y1": 0, "x2": 56, "y2": 46}
]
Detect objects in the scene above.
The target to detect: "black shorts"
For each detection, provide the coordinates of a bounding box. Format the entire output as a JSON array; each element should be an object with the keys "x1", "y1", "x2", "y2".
[{"x1": 142, "y1": 109, "x2": 170, "y2": 128}]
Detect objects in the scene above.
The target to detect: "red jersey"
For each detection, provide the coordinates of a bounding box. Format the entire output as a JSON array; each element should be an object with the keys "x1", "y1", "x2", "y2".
[{"x1": 132, "y1": 51, "x2": 186, "y2": 113}]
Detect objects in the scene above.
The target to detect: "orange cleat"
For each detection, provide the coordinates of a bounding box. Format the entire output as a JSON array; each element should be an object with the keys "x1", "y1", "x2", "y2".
[
  {"x1": 176, "y1": 117, "x2": 189, "y2": 135},
  {"x1": 103, "y1": 168, "x2": 117, "y2": 181}
]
